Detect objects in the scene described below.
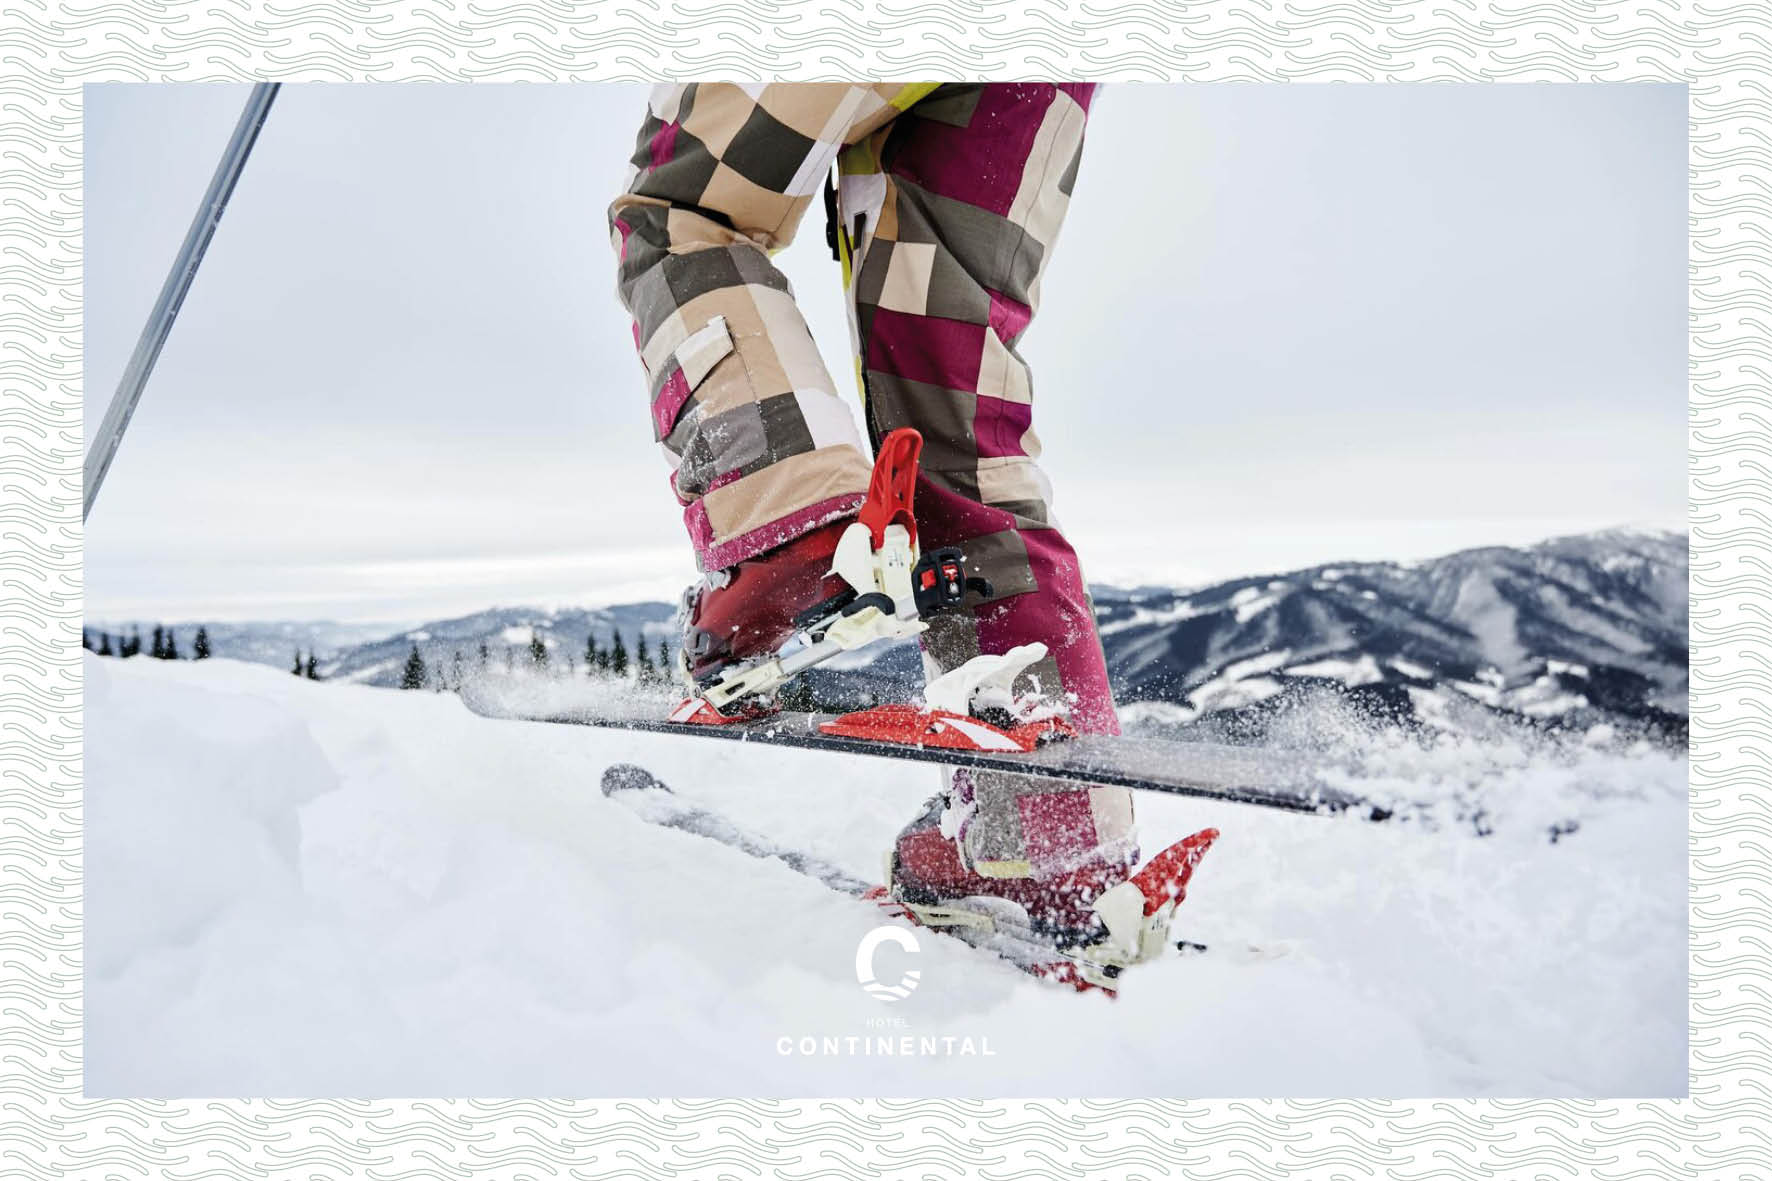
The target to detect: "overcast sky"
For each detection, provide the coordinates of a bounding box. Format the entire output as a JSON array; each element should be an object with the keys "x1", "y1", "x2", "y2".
[{"x1": 85, "y1": 83, "x2": 1686, "y2": 624}]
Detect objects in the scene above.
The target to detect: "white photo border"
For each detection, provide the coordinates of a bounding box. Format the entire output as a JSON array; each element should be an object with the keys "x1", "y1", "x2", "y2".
[{"x1": 4, "y1": 0, "x2": 1749, "y2": 1174}]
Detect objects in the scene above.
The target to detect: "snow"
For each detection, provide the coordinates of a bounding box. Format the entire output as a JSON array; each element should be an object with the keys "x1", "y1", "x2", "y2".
[
  {"x1": 1096, "y1": 599, "x2": 1208, "y2": 636},
  {"x1": 499, "y1": 624, "x2": 537, "y2": 645},
  {"x1": 1190, "y1": 675, "x2": 1285, "y2": 714},
  {"x1": 1285, "y1": 654, "x2": 1384, "y2": 687},
  {"x1": 1389, "y1": 657, "x2": 1435, "y2": 680},
  {"x1": 1222, "y1": 649, "x2": 1292, "y2": 682},
  {"x1": 339, "y1": 657, "x2": 399, "y2": 685},
  {"x1": 1117, "y1": 700, "x2": 1197, "y2": 729},
  {"x1": 85, "y1": 654, "x2": 1686, "y2": 1097},
  {"x1": 1228, "y1": 582, "x2": 1287, "y2": 623},
  {"x1": 1173, "y1": 650, "x2": 1292, "y2": 717},
  {"x1": 1450, "y1": 678, "x2": 1502, "y2": 706},
  {"x1": 1507, "y1": 673, "x2": 1592, "y2": 718}
]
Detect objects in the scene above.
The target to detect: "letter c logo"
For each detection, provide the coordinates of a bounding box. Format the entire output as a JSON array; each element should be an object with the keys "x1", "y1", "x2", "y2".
[{"x1": 855, "y1": 925, "x2": 921, "y2": 1001}]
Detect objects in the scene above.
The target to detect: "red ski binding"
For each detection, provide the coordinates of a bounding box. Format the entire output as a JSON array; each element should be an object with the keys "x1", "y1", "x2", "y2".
[
  {"x1": 668, "y1": 697, "x2": 777, "y2": 726},
  {"x1": 856, "y1": 428, "x2": 922, "y2": 549},
  {"x1": 819, "y1": 704, "x2": 1075, "y2": 752}
]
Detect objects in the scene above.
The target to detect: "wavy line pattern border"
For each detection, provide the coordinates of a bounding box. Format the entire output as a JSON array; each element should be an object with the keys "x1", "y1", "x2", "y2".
[{"x1": 1, "y1": 0, "x2": 1756, "y2": 1176}]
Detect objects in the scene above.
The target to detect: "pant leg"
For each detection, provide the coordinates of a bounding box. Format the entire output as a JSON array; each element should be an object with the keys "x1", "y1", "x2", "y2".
[
  {"x1": 839, "y1": 83, "x2": 1137, "y2": 877},
  {"x1": 609, "y1": 83, "x2": 938, "y2": 571}
]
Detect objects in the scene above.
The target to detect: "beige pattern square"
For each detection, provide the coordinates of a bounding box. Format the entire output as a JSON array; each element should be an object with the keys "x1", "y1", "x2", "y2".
[
  {"x1": 878, "y1": 241, "x2": 936, "y2": 314},
  {"x1": 700, "y1": 445, "x2": 871, "y2": 543},
  {"x1": 757, "y1": 83, "x2": 863, "y2": 141},
  {"x1": 975, "y1": 457, "x2": 1053, "y2": 507},
  {"x1": 976, "y1": 324, "x2": 1034, "y2": 403},
  {"x1": 679, "y1": 83, "x2": 747, "y2": 156},
  {"x1": 700, "y1": 163, "x2": 800, "y2": 245},
  {"x1": 751, "y1": 285, "x2": 835, "y2": 393}
]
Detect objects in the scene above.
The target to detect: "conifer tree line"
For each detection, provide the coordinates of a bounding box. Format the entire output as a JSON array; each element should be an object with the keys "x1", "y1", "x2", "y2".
[
  {"x1": 579, "y1": 626, "x2": 673, "y2": 684},
  {"x1": 398, "y1": 625, "x2": 675, "y2": 691},
  {"x1": 84, "y1": 624, "x2": 210, "y2": 661},
  {"x1": 83, "y1": 623, "x2": 330, "y2": 680}
]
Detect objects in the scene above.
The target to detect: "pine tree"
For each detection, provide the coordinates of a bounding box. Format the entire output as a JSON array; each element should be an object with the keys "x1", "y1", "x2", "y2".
[
  {"x1": 82, "y1": 628, "x2": 93, "y2": 651},
  {"x1": 163, "y1": 628, "x2": 179, "y2": 660},
  {"x1": 126, "y1": 628, "x2": 141, "y2": 658},
  {"x1": 610, "y1": 630, "x2": 629, "y2": 677},
  {"x1": 305, "y1": 653, "x2": 319, "y2": 680},
  {"x1": 451, "y1": 650, "x2": 464, "y2": 688},
  {"x1": 657, "y1": 640, "x2": 672, "y2": 682},
  {"x1": 97, "y1": 632, "x2": 113, "y2": 657},
  {"x1": 193, "y1": 626, "x2": 211, "y2": 659},
  {"x1": 478, "y1": 640, "x2": 490, "y2": 667},
  {"x1": 504, "y1": 646, "x2": 515, "y2": 672},
  {"x1": 584, "y1": 632, "x2": 599, "y2": 675},
  {"x1": 152, "y1": 625, "x2": 166, "y2": 660},
  {"x1": 293, "y1": 649, "x2": 304, "y2": 675},
  {"x1": 635, "y1": 634, "x2": 654, "y2": 681},
  {"x1": 529, "y1": 631, "x2": 548, "y2": 668},
  {"x1": 401, "y1": 644, "x2": 427, "y2": 690}
]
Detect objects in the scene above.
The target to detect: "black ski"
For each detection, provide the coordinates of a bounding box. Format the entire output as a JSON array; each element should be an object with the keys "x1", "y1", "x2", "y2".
[
  {"x1": 598, "y1": 763, "x2": 1231, "y2": 995},
  {"x1": 465, "y1": 679, "x2": 1386, "y2": 820}
]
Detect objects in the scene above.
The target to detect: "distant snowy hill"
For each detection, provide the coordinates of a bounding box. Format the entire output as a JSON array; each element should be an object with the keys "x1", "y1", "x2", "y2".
[
  {"x1": 317, "y1": 603, "x2": 678, "y2": 686},
  {"x1": 1094, "y1": 527, "x2": 1687, "y2": 741},
  {"x1": 83, "y1": 619, "x2": 403, "y2": 667},
  {"x1": 92, "y1": 528, "x2": 1686, "y2": 738}
]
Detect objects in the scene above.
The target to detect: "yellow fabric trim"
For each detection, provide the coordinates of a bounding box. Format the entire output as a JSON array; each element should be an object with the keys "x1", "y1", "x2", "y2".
[
  {"x1": 838, "y1": 202, "x2": 854, "y2": 287},
  {"x1": 974, "y1": 859, "x2": 1034, "y2": 880},
  {"x1": 839, "y1": 139, "x2": 877, "y2": 177},
  {"x1": 890, "y1": 83, "x2": 941, "y2": 110}
]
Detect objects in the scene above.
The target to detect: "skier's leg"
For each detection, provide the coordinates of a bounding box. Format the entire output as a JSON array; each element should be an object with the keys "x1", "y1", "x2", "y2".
[
  {"x1": 609, "y1": 83, "x2": 937, "y2": 574},
  {"x1": 838, "y1": 84, "x2": 1137, "y2": 920}
]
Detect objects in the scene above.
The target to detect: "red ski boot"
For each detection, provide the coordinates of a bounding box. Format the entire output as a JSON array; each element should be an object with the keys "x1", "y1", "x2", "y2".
[
  {"x1": 678, "y1": 518, "x2": 855, "y2": 685},
  {"x1": 672, "y1": 430, "x2": 948, "y2": 713},
  {"x1": 887, "y1": 789, "x2": 1136, "y2": 947},
  {"x1": 883, "y1": 786, "x2": 1219, "y2": 991}
]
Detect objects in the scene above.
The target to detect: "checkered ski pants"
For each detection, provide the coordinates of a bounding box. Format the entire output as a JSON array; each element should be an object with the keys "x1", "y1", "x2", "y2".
[{"x1": 609, "y1": 83, "x2": 1135, "y2": 879}]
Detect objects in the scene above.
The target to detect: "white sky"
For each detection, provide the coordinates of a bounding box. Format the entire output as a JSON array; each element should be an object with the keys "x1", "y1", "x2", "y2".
[{"x1": 84, "y1": 83, "x2": 1686, "y2": 624}]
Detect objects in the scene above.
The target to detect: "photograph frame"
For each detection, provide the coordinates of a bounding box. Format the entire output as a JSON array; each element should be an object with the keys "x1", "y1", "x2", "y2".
[{"x1": 3, "y1": 0, "x2": 1752, "y2": 1174}]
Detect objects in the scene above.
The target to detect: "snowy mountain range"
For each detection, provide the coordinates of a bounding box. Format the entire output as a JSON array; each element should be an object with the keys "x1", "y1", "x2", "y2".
[
  {"x1": 93, "y1": 528, "x2": 1687, "y2": 740},
  {"x1": 313, "y1": 604, "x2": 679, "y2": 685},
  {"x1": 1107, "y1": 526, "x2": 1686, "y2": 740}
]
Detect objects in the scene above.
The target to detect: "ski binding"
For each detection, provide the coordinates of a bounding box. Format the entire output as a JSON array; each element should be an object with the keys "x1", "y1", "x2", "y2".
[{"x1": 673, "y1": 427, "x2": 1002, "y2": 725}]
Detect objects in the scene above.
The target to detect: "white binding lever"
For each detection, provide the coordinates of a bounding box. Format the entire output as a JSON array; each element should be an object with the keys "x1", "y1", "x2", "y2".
[
  {"x1": 694, "y1": 518, "x2": 927, "y2": 711},
  {"x1": 923, "y1": 642, "x2": 1050, "y2": 718}
]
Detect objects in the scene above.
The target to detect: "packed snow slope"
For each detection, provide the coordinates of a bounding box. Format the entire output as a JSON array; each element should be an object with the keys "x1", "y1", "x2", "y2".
[{"x1": 85, "y1": 654, "x2": 1686, "y2": 1098}]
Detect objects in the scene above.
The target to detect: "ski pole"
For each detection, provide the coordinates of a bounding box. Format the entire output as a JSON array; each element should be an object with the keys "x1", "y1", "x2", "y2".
[{"x1": 83, "y1": 82, "x2": 281, "y2": 522}]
